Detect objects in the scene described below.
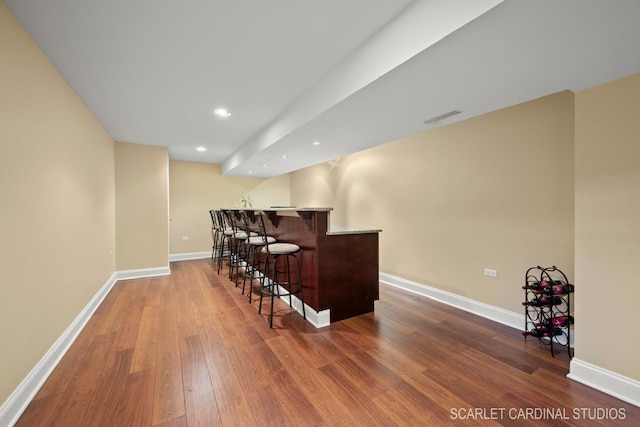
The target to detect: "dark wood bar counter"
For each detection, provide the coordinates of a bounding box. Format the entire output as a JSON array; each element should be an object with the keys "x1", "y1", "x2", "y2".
[{"x1": 228, "y1": 207, "x2": 381, "y2": 327}]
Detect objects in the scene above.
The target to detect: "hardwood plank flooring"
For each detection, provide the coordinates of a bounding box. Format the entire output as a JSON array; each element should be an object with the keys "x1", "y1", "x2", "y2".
[{"x1": 16, "y1": 259, "x2": 639, "y2": 426}]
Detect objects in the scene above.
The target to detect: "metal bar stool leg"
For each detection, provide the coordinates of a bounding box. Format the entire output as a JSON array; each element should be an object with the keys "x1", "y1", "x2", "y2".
[
  {"x1": 295, "y1": 254, "x2": 306, "y2": 320},
  {"x1": 258, "y1": 254, "x2": 271, "y2": 315},
  {"x1": 269, "y1": 256, "x2": 280, "y2": 328}
]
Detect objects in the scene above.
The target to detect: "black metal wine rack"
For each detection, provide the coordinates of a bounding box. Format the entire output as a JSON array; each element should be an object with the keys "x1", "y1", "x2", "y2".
[{"x1": 522, "y1": 265, "x2": 573, "y2": 357}]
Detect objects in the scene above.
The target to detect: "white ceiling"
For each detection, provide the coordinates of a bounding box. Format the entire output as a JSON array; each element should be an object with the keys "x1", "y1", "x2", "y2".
[{"x1": 6, "y1": 0, "x2": 640, "y2": 178}]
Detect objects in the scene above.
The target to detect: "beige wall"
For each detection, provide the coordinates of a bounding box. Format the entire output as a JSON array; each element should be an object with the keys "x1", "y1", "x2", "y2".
[
  {"x1": 168, "y1": 160, "x2": 291, "y2": 255},
  {"x1": 292, "y1": 91, "x2": 575, "y2": 315},
  {"x1": 0, "y1": 2, "x2": 115, "y2": 404},
  {"x1": 115, "y1": 142, "x2": 169, "y2": 270},
  {"x1": 575, "y1": 73, "x2": 640, "y2": 381},
  {"x1": 2, "y1": 0, "x2": 638, "y2": 406}
]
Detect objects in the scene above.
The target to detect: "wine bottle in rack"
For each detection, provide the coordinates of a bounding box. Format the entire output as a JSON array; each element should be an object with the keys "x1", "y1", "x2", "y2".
[
  {"x1": 535, "y1": 315, "x2": 574, "y2": 329},
  {"x1": 522, "y1": 281, "x2": 541, "y2": 290},
  {"x1": 522, "y1": 296, "x2": 563, "y2": 307},
  {"x1": 522, "y1": 327, "x2": 563, "y2": 338},
  {"x1": 541, "y1": 283, "x2": 574, "y2": 295},
  {"x1": 522, "y1": 280, "x2": 563, "y2": 290}
]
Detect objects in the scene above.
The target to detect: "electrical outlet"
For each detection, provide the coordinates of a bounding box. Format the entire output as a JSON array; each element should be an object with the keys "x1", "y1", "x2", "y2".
[
  {"x1": 182, "y1": 236, "x2": 190, "y2": 241},
  {"x1": 484, "y1": 268, "x2": 497, "y2": 278}
]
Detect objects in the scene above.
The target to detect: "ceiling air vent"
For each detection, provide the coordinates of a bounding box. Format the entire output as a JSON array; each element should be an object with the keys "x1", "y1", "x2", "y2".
[{"x1": 424, "y1": 110, "x2": 461, "y2": 125}]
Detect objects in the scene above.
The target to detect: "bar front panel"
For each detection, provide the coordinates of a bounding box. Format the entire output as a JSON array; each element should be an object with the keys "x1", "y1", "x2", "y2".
[{"x1": 227, "y1": 208, "x2": 379, "y2": 323}]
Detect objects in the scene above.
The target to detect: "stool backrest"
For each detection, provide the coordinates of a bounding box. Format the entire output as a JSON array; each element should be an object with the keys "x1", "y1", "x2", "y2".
[
  {"x1": 209, "y1": 209, "x2": 219, "y2": 230},
  {"x1": 227, "y1": 211, "x2": 236, "y2": 230},
  {"x1": 218, "y1": 210, "x2": 230, "y2": 230},
  {"x1": 255, "y1": 213, "x2": 272, "y2": 252},
  {"x1": 226, "y1": 210, "x2": 245, "y2": 238},
  {"x1": 239, "y1": 210, "x2": 253, "y2": 235}
]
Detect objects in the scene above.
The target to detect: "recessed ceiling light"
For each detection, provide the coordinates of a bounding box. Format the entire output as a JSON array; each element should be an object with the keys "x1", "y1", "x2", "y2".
[
  {"x1": 311, "y1": 140, "x2": 322, "y2": 146},
  {"x1": 196, "y1": 146, "x2": 207, "y2": 152},
  {"x1": 261, "y1": 164, "x2": 267, "y2": 167},
  {"x1": 281, "y1": 154, "x2": 288, "y2": 159},
  {"x1": 248, "y1": 170, "x2": 253, "y2": 174},
  {"x1": 214, "y1": 108, "x2": 231, "y2": 118}
]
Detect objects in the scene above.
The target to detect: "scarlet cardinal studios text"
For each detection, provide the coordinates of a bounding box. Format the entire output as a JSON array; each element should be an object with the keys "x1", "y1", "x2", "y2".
[{"x1": 449, "y1": 407, "x2": 626, "y2": 421}]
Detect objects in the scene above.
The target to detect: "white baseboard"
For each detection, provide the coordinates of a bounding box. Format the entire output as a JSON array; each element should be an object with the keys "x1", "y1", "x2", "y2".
[
  {"x1": 380, "y1": 272, "x2": 637, "y2": 408},
  {"x1": 379, "y1": 272, "x2": 523, "y2": 330},
  {"x1": 169, "y1": 251, "x2": 211, "y2": 262},
  {"x1": 568, "y1": 359, "x2": 640, "y2": 408},
  {"x1": 115, "y1": 265, "x2": 170, "y2": 280},
  {"x1": 271, "y1": 284, "x2": 330, "y2": 328},
  {"x1": 380, "y1": 272, "x2": 577, "y2": 346},
  {"x1": 0, "y1": 273, "x2": 118, "y2": 427},
  {"x1": 245, "y1": 270, "x2": 330, "y2": 328}
]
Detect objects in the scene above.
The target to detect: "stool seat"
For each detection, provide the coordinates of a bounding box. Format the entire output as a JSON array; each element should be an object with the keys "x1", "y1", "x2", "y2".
[
  {"x1": 234, "y1": 230, "x2": 258, "y2": 240},
  {"x1": 262, "y1": 243, "x2": 300, "y2": 255},
  {"x1": 248, "y1": 235, "x2": 276, "y2": 245}
]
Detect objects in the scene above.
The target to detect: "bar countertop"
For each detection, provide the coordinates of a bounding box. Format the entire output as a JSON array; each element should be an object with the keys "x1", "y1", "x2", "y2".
[
  {"x1": 327, "y1": 224, "x2": 382, "y2": 235},
  {"x1": 262, "y1": 206, "x2": 333, "y2": 212},
  {"x1": 228, "y1": 206, "x2": 382, "y2": 235}
]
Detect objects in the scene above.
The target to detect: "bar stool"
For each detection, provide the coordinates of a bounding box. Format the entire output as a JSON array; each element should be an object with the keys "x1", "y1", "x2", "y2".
[
  {"x1": 209, "y1": 209, "x2": 224, "y2": 261},
  {"x1": 239, "y1": 210, "x2": 275, "y2": 302},
  {"x1": 226, "y1": 210, "x2": 256, "y2": 285},
  {"x1": 216, "y1": 211, "x2": 235, "y2": 275},
  {"x1": 209, "y1": 210, "x2": 217, "y2": 260},
  {"x1": 256, "y1": 213, "x2": 306, "y2": 328}
]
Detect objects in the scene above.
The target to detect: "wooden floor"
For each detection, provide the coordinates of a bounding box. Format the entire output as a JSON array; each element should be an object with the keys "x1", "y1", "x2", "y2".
[{"x1": 16, "y1": 259, "x2": 639, "y2": 427}]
